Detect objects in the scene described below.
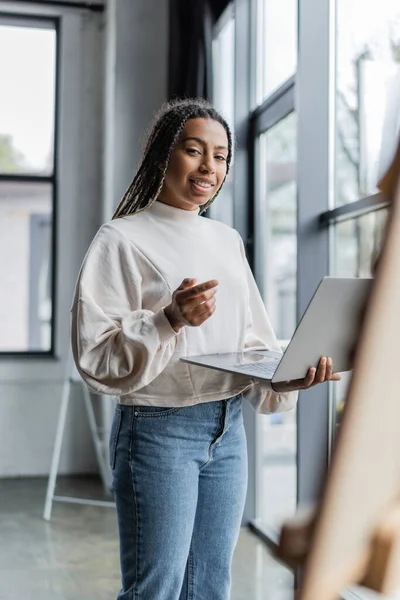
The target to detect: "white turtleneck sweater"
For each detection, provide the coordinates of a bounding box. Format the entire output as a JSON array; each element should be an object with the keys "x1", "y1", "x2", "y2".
[{"x1": 70, "y1": 200, "x2": 298, "y2": 414}]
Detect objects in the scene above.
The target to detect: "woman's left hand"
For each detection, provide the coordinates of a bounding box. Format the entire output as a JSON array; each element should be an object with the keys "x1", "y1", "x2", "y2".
[{"x1": 271, "y1": 356, "x2": 341, "y2": 393}]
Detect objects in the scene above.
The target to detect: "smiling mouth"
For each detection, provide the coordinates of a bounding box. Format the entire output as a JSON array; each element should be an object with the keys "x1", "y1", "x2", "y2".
[{"x1": 189, "y1": 178, "x2": 215, "y2": 189}]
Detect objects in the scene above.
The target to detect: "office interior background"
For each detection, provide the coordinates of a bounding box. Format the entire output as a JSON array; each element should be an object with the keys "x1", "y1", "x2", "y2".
[{"x1": 0, "y1": 0, "x2": 399, "y2": 597}]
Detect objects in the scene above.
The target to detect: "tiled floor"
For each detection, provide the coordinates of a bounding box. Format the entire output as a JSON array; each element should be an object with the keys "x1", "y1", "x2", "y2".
[{"x1": 0, "y1": 476, "x2": 294, "y2": 600}]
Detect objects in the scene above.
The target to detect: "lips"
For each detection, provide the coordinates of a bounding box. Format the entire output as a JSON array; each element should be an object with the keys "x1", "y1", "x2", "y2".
[{"x1": 189, "y1": 178, "x2": 215, "y2": 188}]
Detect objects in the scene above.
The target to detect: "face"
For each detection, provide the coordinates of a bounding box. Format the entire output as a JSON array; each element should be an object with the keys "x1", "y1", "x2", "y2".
[{"x1": 158, "y1": 118, "x2": 229, "y2": 211}]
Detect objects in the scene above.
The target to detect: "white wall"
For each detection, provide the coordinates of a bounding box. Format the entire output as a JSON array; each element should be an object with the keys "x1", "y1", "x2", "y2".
[
  {"x1": 0, "y1": 0, "x2": 169, "y2": 477},
  {"x1": 103, "y1": 0, "x2": 169, "y2": 220}
]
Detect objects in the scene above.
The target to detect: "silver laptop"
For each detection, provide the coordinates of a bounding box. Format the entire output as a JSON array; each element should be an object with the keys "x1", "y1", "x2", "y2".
[{"x1": 180, "y1": 277, "x2": 372, "y2": 384}]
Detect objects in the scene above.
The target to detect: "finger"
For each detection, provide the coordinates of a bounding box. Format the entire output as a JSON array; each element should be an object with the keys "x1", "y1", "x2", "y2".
[
  {"x1": 189, "y1": 297, "x2": 216, "y2": 320},
  {"x1": 325, "y1": 357, "x2": 333, "y2": 381},
  {"x1": 315, "y1": 357, "x2": 327, "y2": 383},
  {"x1": 179, "y1": 279, "x2": 219, "y2": 298},
  {"x1": 304, "y1": 367, "x2": 316, "y2": 387},
  {"x1": 331, "y1": 373, "x2": 342, "y2": 381},
  {"x1": 180, "y1": 288, "x2": 217, "y2": 311},
  {"x1": 188, "y1": 299, "x2": 216, "y2": 325},
  {"x1": 177, "y1": 278, "x2": 198, "y2": 291}
]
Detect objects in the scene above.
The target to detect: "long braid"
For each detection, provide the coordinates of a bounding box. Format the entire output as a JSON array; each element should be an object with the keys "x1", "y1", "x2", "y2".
[{"x1": 112, "y1": 98, "x2": 233, "y2": 220}]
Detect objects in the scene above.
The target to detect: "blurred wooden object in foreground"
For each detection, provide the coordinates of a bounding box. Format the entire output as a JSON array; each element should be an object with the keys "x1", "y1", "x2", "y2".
[{"x1": 277, "y1": 138, "x2": 400, "y2": 600}]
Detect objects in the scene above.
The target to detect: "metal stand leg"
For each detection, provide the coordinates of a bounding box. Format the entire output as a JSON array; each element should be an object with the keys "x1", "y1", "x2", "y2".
[
  {"x1": 81, "y1": 386, "x2": 112, "y2": 494},
  {"x1": 43, "y1": 374, "x2": 72, "y2": 521},
  {"x1": 43, "y1": 355, "x2": 115, "y2": 521}
]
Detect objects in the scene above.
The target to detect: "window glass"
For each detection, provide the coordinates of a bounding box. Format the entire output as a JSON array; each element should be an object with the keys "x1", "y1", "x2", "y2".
[
  {"x1": 334, "y1": 209, "x2": 388, "y2": 278},
  {"x1": 0, "y1": 181, "x2": 53, "y2": 351},
  {"x1": 256, "y1": 112, "x2": 297, "y2": 531},
  {"x1": 260, "y1": 112, "x2": 297, "y2": 341},
  {"x1": 336, "y1": 1, "x2": 400, "y2": 205},
  {"x1": 0, "y1": 23, "x2": 56, "y2": 175},
  {"x1": 212, "y1": 13, "x2": 235, "y2": 226},
  {"x1": 254, "y1": 0, "x2": 297, "y2": 106}
]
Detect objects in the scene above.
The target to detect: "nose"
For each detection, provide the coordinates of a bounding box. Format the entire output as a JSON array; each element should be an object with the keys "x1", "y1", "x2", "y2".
[{"x1": 199, "y1": 153, "x2": 216, "y2": 174}]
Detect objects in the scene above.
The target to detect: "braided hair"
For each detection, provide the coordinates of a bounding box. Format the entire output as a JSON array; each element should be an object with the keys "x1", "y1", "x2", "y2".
[{"x1": 112, "y1": 98, "x2": 233, "y2": 219}]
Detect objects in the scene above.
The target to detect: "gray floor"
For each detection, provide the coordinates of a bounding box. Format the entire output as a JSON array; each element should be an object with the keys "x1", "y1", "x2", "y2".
[{"x1": 0, "y1": 476, "x2": 294, "y2": 600}]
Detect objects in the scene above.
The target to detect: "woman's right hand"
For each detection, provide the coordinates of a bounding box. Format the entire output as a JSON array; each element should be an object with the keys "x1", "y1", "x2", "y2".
[{"x1": 164, "y1": 278, "x2": 219, "y2": 332}]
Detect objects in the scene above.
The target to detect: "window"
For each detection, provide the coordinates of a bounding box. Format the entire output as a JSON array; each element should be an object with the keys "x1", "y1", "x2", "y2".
[
  {"x1": 211, "y1": 4, "x2": 235, "y2": 227},
  {"x1": 258, "y1": 113, "x2": 297, "y2": 341},
  {"x1": 0, "y1": 17, "x2": 57, "y2": 353},
  {"x1": 331, "y1": 0, "x2": 399, "y2": 438},
  {"x1": 255, "y1": 112, "x2": 297, "y2": 532},
  {"x1": 335, "y1": 0, "x2": 400, "y2": 206},
  {"x1": 253, "y1": 0, "x2": 298, "y2": 106}
]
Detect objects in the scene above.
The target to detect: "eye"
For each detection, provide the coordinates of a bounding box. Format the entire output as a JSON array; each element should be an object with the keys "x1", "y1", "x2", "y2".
[
  {"x1": 215, "y1": 155, "x2": 227, "y2": 162},
  {"x1": 186, "y1": 147, "x2": 201, "y2": 155}
]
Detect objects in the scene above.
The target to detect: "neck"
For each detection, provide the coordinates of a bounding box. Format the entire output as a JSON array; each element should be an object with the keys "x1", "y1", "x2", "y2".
[
  {"x1": 147, "y1": 199, "x2": 201, "y2": 223},
  {"x1": 157, "y1": 197, "x2": 200, "y2": 212}
]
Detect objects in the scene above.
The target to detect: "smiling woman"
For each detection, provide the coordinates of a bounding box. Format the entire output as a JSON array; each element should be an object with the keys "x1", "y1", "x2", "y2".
[
  {"x1": 112, "y1": 98, "x2": 233, "y2": 218},
  {"x1": 70, "y1": 97, "x2": 335, "y2": 600},
  {"x1": 159, "y1": 118, "x2": 229, "y2": 211}
]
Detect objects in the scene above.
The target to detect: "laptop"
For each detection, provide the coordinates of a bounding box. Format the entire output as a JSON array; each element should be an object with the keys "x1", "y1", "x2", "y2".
[{"x1": 180, "y1": 277, "x2": 372, "y2": 384}]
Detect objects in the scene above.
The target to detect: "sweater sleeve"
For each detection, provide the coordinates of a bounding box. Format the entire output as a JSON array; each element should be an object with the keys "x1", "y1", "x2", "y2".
[
  {"x1": 70, "y1": 223, "x2": 179, "y2": 396},
  {"x1": 237, "y1": 234, "x2": 298, "y2": 414}
]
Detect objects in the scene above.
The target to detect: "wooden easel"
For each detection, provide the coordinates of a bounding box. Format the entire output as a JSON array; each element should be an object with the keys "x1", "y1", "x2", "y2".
[{"x1": 277, "y1": 140, "x2": 400, "y2": 599}]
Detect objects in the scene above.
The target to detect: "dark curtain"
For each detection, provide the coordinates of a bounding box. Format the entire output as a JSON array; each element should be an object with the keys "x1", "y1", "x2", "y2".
[{"x1": 168, "y1": 0, "x2": 231, "y2": 101}]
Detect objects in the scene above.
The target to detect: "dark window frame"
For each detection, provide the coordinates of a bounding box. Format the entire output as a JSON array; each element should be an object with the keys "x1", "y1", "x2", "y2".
[
  {"x1": 319, "y1": 193, "x2": 390, "y2": 226},
  {"x1": 0, "y1": 12, "x2": 60, "y2": 357}
]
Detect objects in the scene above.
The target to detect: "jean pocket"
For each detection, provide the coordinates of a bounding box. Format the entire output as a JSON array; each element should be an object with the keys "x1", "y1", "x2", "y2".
[
  {"x1": 134, "y1": 405, "x2": 181, "y2": 418},
  {"x1": 109, "y1": 407, "x2": 122, "y2": 470}
]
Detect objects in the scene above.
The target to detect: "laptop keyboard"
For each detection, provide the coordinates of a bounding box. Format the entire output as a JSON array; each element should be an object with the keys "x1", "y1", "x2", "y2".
[{"x1": 231, "y1": 358, "x2": 280, "y2": 378}]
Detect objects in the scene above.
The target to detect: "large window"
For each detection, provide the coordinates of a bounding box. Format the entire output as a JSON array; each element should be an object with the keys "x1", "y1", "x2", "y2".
[
  {"x1": 336, "y1": 0, "x2": 400, "y2": 206},
  {"x1": 218, "y1": 0, "x2": 399, "y2": 583},
  {"x1": 0, "y1": 17, "x2": 57, "y2": 353},
  {"x1": 330, "y1": 0, "x2": 400, "y2": 436}
]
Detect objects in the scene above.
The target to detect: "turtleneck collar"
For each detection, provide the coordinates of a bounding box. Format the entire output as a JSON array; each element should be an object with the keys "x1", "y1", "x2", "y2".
[{"x1": 148, "y1": 200, "x2": 201, "y2": 223}]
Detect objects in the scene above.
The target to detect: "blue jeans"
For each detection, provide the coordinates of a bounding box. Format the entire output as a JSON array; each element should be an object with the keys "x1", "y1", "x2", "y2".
[{"x1": 109, "y1": 394, "x2": 248, "y2": 600}]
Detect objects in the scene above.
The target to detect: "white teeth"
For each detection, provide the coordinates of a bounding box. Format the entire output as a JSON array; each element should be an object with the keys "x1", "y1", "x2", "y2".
[{"x1": 191, "y1": 179, "x2": 211, "y2": 188}]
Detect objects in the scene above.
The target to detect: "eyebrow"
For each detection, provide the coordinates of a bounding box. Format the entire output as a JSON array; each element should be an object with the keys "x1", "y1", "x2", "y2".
[{"x1": 181, "y1": 136, "x2": 228, "y2": 151}]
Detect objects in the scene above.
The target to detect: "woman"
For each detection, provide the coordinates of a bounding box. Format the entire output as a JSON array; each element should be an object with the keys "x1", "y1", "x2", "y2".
[{"x1": 71, "y1": 98, "x2": 340, "y2": 600}]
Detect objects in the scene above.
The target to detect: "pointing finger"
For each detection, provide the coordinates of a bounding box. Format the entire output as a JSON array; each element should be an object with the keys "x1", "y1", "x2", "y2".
[{"x1": 179, "y1": 279, "x2": 219, "y2": 298}]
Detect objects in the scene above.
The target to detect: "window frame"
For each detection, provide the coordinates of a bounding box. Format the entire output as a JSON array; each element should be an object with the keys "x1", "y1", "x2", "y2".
[{"x1": 0, "y1": 12, "x2": 60, "y2": 357}]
